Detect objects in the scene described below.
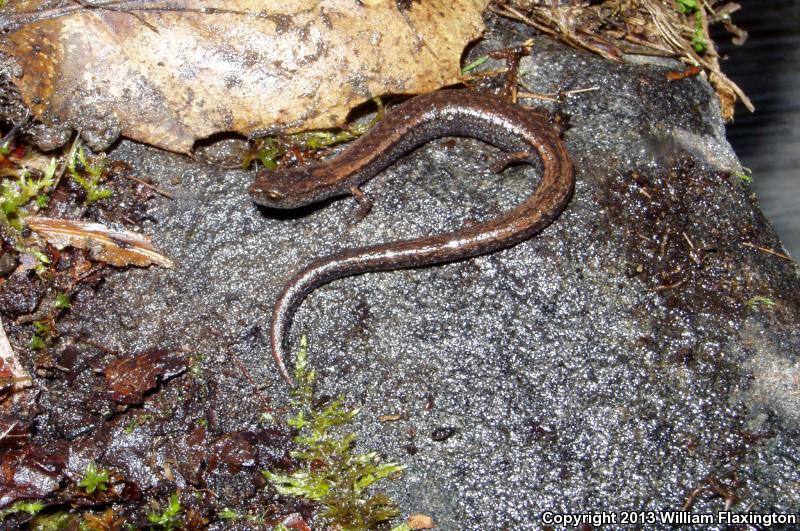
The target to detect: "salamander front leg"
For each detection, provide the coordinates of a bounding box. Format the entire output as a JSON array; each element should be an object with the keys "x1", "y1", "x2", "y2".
[{"x1": 349, "y1": 185, "x2": 373, "y2": 221}]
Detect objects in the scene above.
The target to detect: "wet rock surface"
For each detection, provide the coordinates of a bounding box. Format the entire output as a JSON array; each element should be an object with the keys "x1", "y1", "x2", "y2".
[{"x1": 5, "y1": 17, "x2": 799, "y2": 529}]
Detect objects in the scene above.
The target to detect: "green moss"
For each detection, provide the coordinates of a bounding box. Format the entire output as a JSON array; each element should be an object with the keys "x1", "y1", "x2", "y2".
[
  {"x1": 218, "y1": 508, "x2": 265, "y2": 524},
  {"x1": 30, "y1": 333, "x2": 46, "y2": 350},
  {"x1": 146, "y1": 493, "x2": 183, "y2": 530},
  {"x1": 674, "y1": 0, "x2": 706, "y2": 52},
  {"x1": 123, "y1": 412, "x2": 154, "y2": 433},
  {"x1": 0, "y1": 156, "x2": 57, "y2": 274},
  {"x1": 0, "y1": 501, "x2": 46, "y2": 522},
  {"x1": 30, "y1": 320, "x2": 52, "y2": 350},
  {"x1": 68, "y1": 145, "x2": 112, "y2": 203},
  {"x1": 30, "y1": 512, "x2": 77, "y2": 530},
  {"x1": 248, "y1": 98, "x2": 385, "y2": 171},
  {"x1": 263, "y1": 337, "x2": 405, "y2": 530},
  {"x1": 54, "y1": 293, "x2": 71, "y2": 310},
  {"x1": 736, "y1": 168, "x2": 753, "y2": 184},
  {"x1": 78, "y1": 462, "x2": 111, "y2": 494},
  {"x1": 691, "y1": 11, "x2": 707, "y2": 53},
  {"x1": 746, "y1": 295, "x2": 775, "y2": 309},
  {"x1": 243, "y1": 138, "x2": 286, "y2": 170},
  {"x1": 0, "y1": 158, "x2": 56, "y2": 230},
  {"x1": 675, "y1": 0, "x2": 698, "y2": 14}
]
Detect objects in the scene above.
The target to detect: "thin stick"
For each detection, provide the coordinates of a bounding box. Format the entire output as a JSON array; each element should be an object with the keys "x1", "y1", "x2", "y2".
[
  {"x1": 518, "y1": 86, "x2": 599, "y2": 102},
  {"x1": 740, "y1": 242, "x2": 795, "y2": 262},
  {"x1": 124, "y1": 174, "x2": 174, "y2": 199}
]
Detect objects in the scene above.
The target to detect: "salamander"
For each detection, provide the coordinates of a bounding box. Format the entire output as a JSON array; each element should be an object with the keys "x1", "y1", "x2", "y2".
[{"x1": 249, "y1": 89, "x2": 574, "y2": 386}]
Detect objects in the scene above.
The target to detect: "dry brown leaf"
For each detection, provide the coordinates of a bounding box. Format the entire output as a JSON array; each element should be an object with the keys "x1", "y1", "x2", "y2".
[
  {"x1": 103, "y1": 349, "x2": 188, "y2": 404},
  {"x1": 0, "y1": 319, "x2": 32, "y2": 393},
  {"x1": 26, "y1": 216, "x2": 174, "y2": 268},
  {"x1": 1, "y1": 0, "x2": 489, "y2": 153},
  {"x1": 492, "y1": 0, "x2": 753, "y2": 121},
  {"x1": 407, "y1": 513, "x2": 436, "y2": 529}
]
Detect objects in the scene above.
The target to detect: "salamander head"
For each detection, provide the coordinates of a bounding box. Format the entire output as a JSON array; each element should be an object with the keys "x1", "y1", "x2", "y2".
[{"x1": 249, "y1": 166, "x2": 323, "y2": 209}]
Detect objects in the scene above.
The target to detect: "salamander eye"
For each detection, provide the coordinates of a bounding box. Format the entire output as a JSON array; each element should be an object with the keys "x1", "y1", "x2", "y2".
[{"x1": 266, "y1": 190, "x2": 284, "y2": 201}]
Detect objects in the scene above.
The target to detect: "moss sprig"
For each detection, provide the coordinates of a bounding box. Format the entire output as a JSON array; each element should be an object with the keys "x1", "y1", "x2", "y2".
[
  {"x1": 146, "y1": 492, "x2": 183, "y2": 530},
  {"x1": 78, "y1": 462, "x2": 112, "y2": 494},
  {"x1": 0, "y1": 501, "x2": 46, "y2": 522},
  {"x1": 0, "y1": 158, "x2": 56, "y2": 231},
  {"x1": 675, "y1": 0, "x2": 707, "y2": 52},
  {"x1": 263, "y1": 336, "x2": 405, "y2": 530},
  {"x1": 246, "y1": 98, "x2": 385, "y2": 170},
  {"x1": 68, "y1": 145, "x2": 112, "y2": 203}
]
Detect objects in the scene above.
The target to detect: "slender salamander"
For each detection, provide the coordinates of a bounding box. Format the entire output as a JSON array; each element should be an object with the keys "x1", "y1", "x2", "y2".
[{"x1": 249, "y1": 89, "x2": 574, "y2": 386}]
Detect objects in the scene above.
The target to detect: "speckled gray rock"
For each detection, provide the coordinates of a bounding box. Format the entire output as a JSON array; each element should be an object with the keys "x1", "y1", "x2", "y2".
[{"x1": 38, "y1": 18, "x2": 800, "y2": 529}]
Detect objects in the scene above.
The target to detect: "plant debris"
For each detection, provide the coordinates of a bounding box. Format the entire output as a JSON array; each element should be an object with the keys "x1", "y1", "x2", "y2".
[
  {"x1": 0, "y1": 120, "x2": 179, "y2": 523},
  {"x1": 26, "y1": 216, "x2": 173, "y2": 268},
  {"x1": 0, "y1": 0, "x2": 489, "y2": 153},
  {"x1": 0, "y1": 318, "x2": 30, "y2": 394},
  {"x1": 407, "y1": 513, "x2": 436, "y2": 529},
  {"x1": 102, "y1": 348, "x2": 189, "y2": 405},
  {"x1": 264, "y1": 337, "x2": 407, "y2": 530},
  {"x1": 491, "y1": 0, "x2": 752, "y2": 120}
]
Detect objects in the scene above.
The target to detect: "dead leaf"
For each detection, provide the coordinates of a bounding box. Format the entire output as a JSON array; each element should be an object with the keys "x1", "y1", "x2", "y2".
[
  {"x1": 208, "y1": 432, "x2": 256, "y2": 472},
  {"x1": 0, "y1": 318, "x2": 32, "y2": 394},
  {"x1": 26, "y1": 217, "x2": 173, "y2": 268},
  {"x1": 407, "y1": 513, "x2": 436, "y2": 529},
  {"x1": 0, "y1": 443, "x2": 68, "y2": 507},
  {"x1": 103, "y1": 349, "x2": 188, "y2": 404},
  {"x1": 281, "y1": 513, "x2": 312, "y2": 531},
  {"x1": 81, "y1": 508, "x2": 126, "y2": 531},
  {"x1": 2, "y1": 0, "x2": 489, "y2": 153}
]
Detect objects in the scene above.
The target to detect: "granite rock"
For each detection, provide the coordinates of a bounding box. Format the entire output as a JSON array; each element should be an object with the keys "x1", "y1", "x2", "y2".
[{"x1": 23, "y1": 17, "x2": 800, "y2": 529}]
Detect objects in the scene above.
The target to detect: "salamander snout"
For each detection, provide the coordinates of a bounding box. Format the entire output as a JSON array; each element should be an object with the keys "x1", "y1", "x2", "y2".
[
  {"x1": 249, "y1": 165, "x2": 324, "y2": 209},
  {"x1": 248, "y1": 177, "x2": 288, "y2": 207}
]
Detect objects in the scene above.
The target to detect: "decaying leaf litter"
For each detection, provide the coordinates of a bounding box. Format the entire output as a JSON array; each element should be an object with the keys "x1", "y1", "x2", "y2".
[
  {"x1": 0, "y1": 0, "x2": 767, "y2": 529},
  {"x1": 0, "y1": 134, "x2": 173, "y2": 524},
  {"x1": 0, "y1": 0, "x2": 489, "y2": 153},
  {"x1": 0, "y1": 1, "x2": 750, "y2": 154},
  {"x1": 491, "y1": 0, "x2": 752, "y2": 121}
]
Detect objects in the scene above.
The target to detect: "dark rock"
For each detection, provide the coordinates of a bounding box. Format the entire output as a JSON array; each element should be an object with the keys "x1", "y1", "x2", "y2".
[
  {"x1": 11, "y1": 16, "x2": 799, "y2": 529},
  {"x1": 0, "y1": 250, "x2": 17, "y2": 276},
  {"x1": 430, "y1": 427, "x2": 458, "y2": 442},
  {"x1": 0, "y1": 272, "x2": 45, "y2": 315}
]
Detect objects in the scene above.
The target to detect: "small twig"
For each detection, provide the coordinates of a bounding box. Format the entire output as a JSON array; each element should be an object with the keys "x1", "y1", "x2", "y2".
[
  {"x1": 682, "y1": 483, "x2": 705, "y2": 511},
  {"x1": 71, "y1": 0, "x2": 160, "y2": 33},
  {"x1": 489, "y1": 3, "x2": 554, "y2": 38},
  {"x1": 0, "y1": 113, "x2": 31, "y2": 148},
  {"x1": 740, "y1": 242, "x2": 795, "y2": 262},
  {"x1": 0, "y1": 420, "x2": 19, "y2": 442},
  {"x1": 650, "y1": 276, "x2": 688, "y2": 292},
  {"x1": 229, "y1": 350, "x2": 273, "y2": 412},
  {"x1": 518, "y1": 91, "x2": 558, "y2": 103},
  {"x1": 635, "y1": 185, "x2": 652, "y2": 200},
  {"x1": 0, "y1": 0, "x2": 258, "y2": 34},
  {"x1": 518, "y1": 86, "x2": 599, "y2": 102},
  {"x1": 52, "y1": 133, "x2": 81, "y2": 192},
  {"x1": 124, "y1": 174, "x2": 173, "y2": 199},
  {"x1": 563, "y1": 86, "x2": 600, "y2": 96}
]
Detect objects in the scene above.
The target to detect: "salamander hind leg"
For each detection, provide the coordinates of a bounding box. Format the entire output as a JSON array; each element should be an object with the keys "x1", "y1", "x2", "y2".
[{"x1": 489, "y1": 150, "x2": 531, "y2": 173}]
